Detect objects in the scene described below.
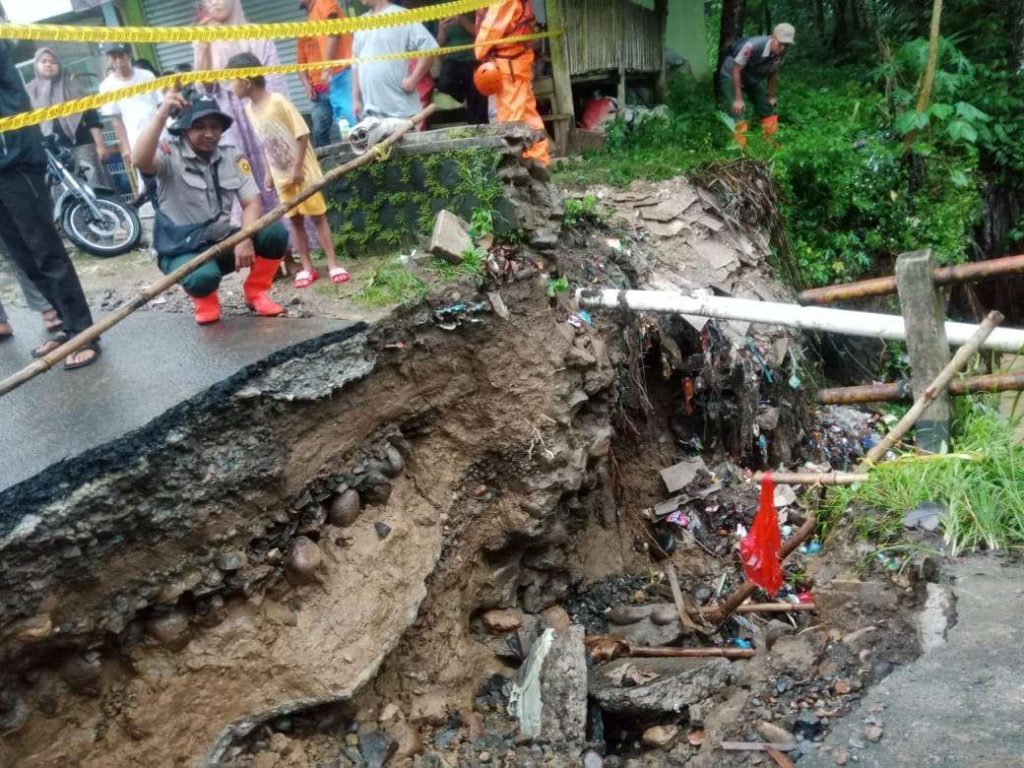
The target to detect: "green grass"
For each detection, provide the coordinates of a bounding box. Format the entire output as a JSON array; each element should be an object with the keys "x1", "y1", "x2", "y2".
[
  {"x1": 353, "y1": 259, "x2": 428, "y2": 309},
  {"x1": 424, "y1": 246, "x2": 486, "y2": 282},
  {"x1": 825, "y1": 402, "x2": 1024, "y2": 555}
]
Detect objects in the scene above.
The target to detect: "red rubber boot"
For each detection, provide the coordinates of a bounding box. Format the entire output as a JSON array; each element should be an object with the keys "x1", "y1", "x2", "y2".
[
  {"x1": 192, "y1": 292, "x2": 221, "y2": 325},
  {"x1": 243, "y1": 257, "x2": 285, "y2": 317}
]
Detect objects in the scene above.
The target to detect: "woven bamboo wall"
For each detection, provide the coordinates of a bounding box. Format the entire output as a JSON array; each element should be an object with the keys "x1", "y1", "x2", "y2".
[{"x1": 562, "y1": 0, "x2": 662, "y2": 76}]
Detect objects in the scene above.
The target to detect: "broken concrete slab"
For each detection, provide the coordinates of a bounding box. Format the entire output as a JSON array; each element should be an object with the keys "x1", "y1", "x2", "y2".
[
  {"x1": 589, "y1": 657, "x2": 734, "y2": 716},
  {"x1": 640, "y1": 194, "x2": 698, "y2": 222},
  {"x1": 660, "y1": 457, "x2": 711, "y2": 494},
  {"x1": 509, "y1": 626, "x2": 588, "y2": 748},
  {"x1": 429, "y1": 210, "x2": 471, "y2": 264},
  {"x1": 646, "y1": 219, "x2": 688, "y2": 238}
]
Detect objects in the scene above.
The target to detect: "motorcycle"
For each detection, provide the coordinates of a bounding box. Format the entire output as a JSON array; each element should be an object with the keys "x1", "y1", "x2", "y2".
[{"x1": 44, "y1": 135, "x2": 141, "y2": 258}]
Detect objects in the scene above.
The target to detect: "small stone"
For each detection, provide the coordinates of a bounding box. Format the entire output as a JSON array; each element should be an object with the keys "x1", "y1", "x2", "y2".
[
  {"x1": 481, "y1": 609, "x2": 523, "y2": 634},
  {"x1": 793, "y1": 711, "x2": 823, "y2": 740},
  {"x1": 693, "y1": 586, "x2": 712, "y2": 605},
  {"x1": 757, "y1": 721, "x2": 793, "y2": 744},
  {"x1": 328, "y1": 490, "x2": 362, "y2": 527},
  {"x1": 583, "y1": 750, "x2": 604, "y2": 768},
  {"x1": 285, "y1": 536, "x2": 323, "y2": 584},
  {"x1": 375, "y1": 522, "x2": 392, "y2": 540},
  {"x1": 478, "y1": 751, "x2": 491, "y2": 762},
  {"x1": 59, "y1": 653, "x2": 102, "y2": 693},
  {"x1": 687, "y1": 727, "x2": 706, "y2": 746},
  {"x1": 834, "y1": 749, "x2": 850, "y2": 765},
  {"x1": 633, "y1": 590, "x2": 648, "y2": 604},
  {"x1": 833, "y1": 680, "x2": 851, "y2": 695},
  {"x1": 216, "y1": 551, "x2": 248, "y2": 571},
  {"x1": 345, "y1": 733, "x2": 359, "y2": 747},
  {"x1": 254, "y1": 753, "x2": 278, "y2": 768},
  {"x1": 269, "y1": 732, "x2": 293, "y2": 754},
  {"x1": 385, "y1": 445, "x2": 406, "y2": 477},
  {"x1": 379, "y1": 702, "x2": 401, "y2": 724},
  {"x1": 865, "y1": 725, "x2": 883, "y2": 743},
  {"x1": 145, "y1": 611, "x2": 191, "y2": 650},
  {"x1": 849, "y1": 736, "x2": 866, "y2": 750},
  {"x1": 641, "y1": 724, "x2": 679, "y2": 749},
  {"x1": 360, "y1": 731, "x2": 398, "y2": 768}
]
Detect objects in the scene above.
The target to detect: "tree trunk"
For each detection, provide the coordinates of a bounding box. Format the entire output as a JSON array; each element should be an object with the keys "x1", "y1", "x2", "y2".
[
  {"x1": 715, "y1": 0, "x2": 747, "y2": 98},
  {"x1": 1011, "y1": 0, "x2": 1024, "y2": 71},
  {"x1": 916, "y1": 0, "x2": 943, "y2": 113},
  {"x1": 815, "y1": 0, "x2": 826, "y2": 37},
  {"x1": 831, "y1": 0, "x2": 851, "y2": 48}
]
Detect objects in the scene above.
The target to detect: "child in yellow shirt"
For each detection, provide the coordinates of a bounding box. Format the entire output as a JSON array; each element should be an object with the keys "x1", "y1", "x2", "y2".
[{"x1": 228, "y1": 51, "x2": 349, "y2": 287}]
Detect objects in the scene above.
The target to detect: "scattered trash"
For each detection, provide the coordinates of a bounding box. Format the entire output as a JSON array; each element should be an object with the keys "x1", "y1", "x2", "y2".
[
  {"x1": 773, "y1": 484, "x2": 798, "y2": 508},
  {"x1": 433, "y1": 301, "x2": 490, "y2": 330},
  {"x1": 729, "y1": 638, "x2": 753, "y2": 649},
  {"x1": 799, "y1": 541, "x2": 822, "y2": 556},
  {"x1": 660, "y1": 457, "x2": 711, "y2": 494}
]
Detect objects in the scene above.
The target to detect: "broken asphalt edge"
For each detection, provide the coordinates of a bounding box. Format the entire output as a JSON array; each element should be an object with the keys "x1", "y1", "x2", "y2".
[{"x1": 0, "y1": 322, "x2": 370, "y2": 539}]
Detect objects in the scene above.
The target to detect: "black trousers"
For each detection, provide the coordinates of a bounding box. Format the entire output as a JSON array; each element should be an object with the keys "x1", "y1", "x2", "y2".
[
  {"x1": 0, "y1": 168, "x2": 93, "y2": 336},
  {"x1": 437, "y1": 59, "x2": 489, "y2": 125}
]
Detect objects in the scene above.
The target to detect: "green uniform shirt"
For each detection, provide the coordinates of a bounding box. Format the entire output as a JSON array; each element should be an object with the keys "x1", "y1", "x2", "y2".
[{"x1": 153, "y1": 138, "x2": 260, "y2": 242}]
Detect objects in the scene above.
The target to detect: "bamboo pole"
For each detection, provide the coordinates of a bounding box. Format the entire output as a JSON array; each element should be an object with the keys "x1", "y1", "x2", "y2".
[
  {"x1": 0, "y1": 105, "x2": 436, "y2": 398},
  {"x1": 863, "y1": 310, "x2": 1003, "y2": 465},
  {"x1": 797, "y1": 253, "x2": 1024, "y2": 306},
  {"x1": 817, "y1": 371, "x2": 1024, "y2": 405}
]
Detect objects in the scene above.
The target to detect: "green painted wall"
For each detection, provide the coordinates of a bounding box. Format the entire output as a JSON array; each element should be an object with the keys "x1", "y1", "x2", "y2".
[
  {"x1": 666, "y1": 0, "x2": 709, "y2": 81},
  {"x1": 629, "y1": 0, "x2": 710, "y2": 83}
]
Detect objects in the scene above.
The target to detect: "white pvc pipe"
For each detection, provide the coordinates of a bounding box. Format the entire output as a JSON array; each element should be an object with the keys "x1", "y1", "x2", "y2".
[{"x1": 579, "y1": 289, "x2": 1024, "y2": 354}]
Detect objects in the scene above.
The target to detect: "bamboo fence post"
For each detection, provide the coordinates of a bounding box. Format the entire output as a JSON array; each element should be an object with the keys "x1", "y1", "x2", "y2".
[
  {"x1": 0, "y1": 105, "x2": 436, "y2": 398},
  {"x1": 862, "y1": 310, "x2": 1004, "y2": 465}
]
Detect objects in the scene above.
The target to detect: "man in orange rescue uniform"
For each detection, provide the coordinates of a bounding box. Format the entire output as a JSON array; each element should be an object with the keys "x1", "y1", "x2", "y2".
[{"x1": 475, "y1": 0, "x2": 550, "y2": 166}]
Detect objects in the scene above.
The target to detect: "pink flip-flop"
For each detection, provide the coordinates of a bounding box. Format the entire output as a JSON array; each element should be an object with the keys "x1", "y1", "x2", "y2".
[
  {"x1": 294, "y1": 269, "x2": 319, "y2": 289},
  {"x1": 330, "y1": 267, "x2": 351, "y2": 284}
]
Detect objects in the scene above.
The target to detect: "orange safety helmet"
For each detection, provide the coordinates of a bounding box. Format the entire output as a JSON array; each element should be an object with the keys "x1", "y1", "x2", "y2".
[{"x1": 473, "y1": 61, "x2": 503, "y2": 97}]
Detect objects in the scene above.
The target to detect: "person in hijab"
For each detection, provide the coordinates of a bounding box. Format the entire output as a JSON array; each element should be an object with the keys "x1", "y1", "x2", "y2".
[{"x1": 26, "y1": 48, "x2": 112, "y2": 185}]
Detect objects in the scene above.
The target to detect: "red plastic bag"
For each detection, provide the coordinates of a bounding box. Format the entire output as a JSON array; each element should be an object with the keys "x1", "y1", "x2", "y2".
[{"x1": 740, "y1": 474, "x2": 783, "y2": 597}]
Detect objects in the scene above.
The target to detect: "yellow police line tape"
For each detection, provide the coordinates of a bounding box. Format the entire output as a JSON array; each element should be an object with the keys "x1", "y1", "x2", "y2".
[
  {"x1": 0, "y1": 32, "x2": 557, "y2": 134},
  {"x1": 0, "y1": 0, "x2": 499, "y2": 43}
]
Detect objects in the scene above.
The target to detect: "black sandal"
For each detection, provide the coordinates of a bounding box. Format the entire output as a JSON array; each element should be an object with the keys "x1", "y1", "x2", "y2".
[
  {"x1": 31, "y1": 332, "x2": 68, "y2": 358},
  {"x1": 64, "y1": 341, "x2": 101, "y2": 371}
]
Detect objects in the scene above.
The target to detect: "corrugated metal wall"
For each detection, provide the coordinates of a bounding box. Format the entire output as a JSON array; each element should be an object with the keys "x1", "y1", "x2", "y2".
[
  {"x1": 563, "y1": 0, "x2": 661, "y2": 76},
  {"x1": 138, "y1": 0, "x2": 312, "y2": 113}
]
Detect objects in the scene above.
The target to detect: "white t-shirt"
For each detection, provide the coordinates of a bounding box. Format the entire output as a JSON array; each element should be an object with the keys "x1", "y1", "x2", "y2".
[{"x1": 99, "y1": 68, "x2": 163, "y2": 152}]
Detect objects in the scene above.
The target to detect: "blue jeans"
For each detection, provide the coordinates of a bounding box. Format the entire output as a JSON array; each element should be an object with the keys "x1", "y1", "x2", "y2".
[
  {"x1": 310, "y1": 94, "x2": 336, "y2": 148},
  {"x1": 329, "y1": 68, "x2": 355, "y2": 127}
]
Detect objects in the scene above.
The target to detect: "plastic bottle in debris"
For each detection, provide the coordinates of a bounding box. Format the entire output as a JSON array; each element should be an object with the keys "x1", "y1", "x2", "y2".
[{"x1": 337, "y1": 118, "x2": 352, "y2": 140}]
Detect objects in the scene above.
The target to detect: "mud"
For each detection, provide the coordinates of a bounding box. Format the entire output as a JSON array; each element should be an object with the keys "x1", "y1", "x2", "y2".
[{"x1": 0, "y1": 166, "x2": 928, "y2": 768}]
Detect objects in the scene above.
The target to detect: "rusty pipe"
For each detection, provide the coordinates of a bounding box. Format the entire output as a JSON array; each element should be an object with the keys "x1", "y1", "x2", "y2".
[
  {"x1": 797, "y1": 253, "x2": 1024, "y2": 306},
  {"x1": 817, "y1": 371, "x2": 1024, "y2": 405}
]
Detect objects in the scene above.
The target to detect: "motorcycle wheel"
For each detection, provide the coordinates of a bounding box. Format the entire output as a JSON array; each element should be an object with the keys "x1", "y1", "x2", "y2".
[{"x1": 62, "y1": 196, "x2": 142, "y2": 258}]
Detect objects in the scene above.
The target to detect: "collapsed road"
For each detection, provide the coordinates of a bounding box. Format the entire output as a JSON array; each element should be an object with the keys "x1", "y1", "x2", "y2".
[{"x1": 0, "y1": 129, "x2": 1004, "y2": 768}]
